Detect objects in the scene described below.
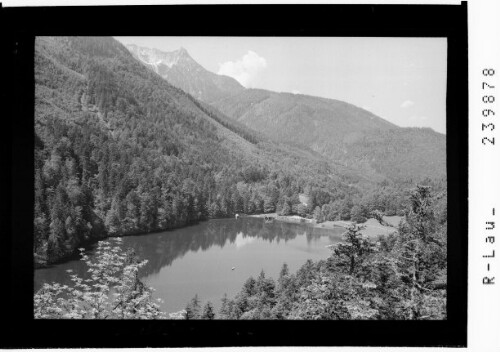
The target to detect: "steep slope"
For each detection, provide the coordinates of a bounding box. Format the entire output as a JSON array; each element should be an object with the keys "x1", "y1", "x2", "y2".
[
  {"x1": 34, "y1": 36, "x2": 367, "y2": 266},
  {"x1": 125, "y1": 44, "x2": 446, "y2": 182},
  {"x1": 126, "y1": 44, "x2": 244, "y2": 103},
  {"x1": 210, "y1": 89, "x2": 446, "y2": 183},
  {"x1": 212, "y1": 89, "x2": 396, "y2": 147}
]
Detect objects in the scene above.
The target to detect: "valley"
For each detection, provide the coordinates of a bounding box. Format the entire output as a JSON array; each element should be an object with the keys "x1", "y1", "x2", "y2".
[
  {"x1": 128, "y1": 43, "x2": 446, "y2": 183},
  {"x1": 34, "y1": 36, "x2": 447, "y2": 321}
]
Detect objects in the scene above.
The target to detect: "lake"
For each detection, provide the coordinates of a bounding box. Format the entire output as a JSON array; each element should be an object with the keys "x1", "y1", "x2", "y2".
[{"x1": 34, "y1": 217, "x2": 346, "y2": 315}]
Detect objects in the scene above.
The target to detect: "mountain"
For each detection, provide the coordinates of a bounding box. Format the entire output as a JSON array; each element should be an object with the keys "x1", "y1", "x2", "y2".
[
  {"x1": 34, "y1": 36, "x2": 380, "y2": 266},
  {"x1": 210, "y1": 90, "x2": 446, "y2": 182},
  {"x1": 34, "y1": 36, "x2": 445, "y2": 267},
  {"x1": 126, "y1": 44, "x2": 244, "y2": 103},
  {"x1": 125, "y1": 44, "x2": 446, "y2": 182}
]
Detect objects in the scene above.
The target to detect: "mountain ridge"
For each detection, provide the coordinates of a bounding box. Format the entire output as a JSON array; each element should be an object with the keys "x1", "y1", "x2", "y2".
[
  {"x1": 123, "y1": 43, "x2": 445, "y2": 182},
  {"x1": 36, "y1": 36, "x2": 392, "y2": 265},
  {"x1": 126, "y1": 43, "x2": 245, "y2": 103}
]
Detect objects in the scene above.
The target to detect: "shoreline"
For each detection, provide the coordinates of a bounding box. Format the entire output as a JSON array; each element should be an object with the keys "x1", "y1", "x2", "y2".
[
  {"x1": 35, "y1": 219, "x2": 211, "y2": 269},
  {"x1": 246, "y1": 213, "x2": 399, "y2": 239},
  {"x1": 37, "y1": 213, "x2": 400, "y2": 269}
]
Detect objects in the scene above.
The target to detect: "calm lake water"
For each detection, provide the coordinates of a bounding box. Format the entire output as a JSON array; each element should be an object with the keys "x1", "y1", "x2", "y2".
[{"x1": 34, "y1": 217, "x2": 345, "y2": 314}]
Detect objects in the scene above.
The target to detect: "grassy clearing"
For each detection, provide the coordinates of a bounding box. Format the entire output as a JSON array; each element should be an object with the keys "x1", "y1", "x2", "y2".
[{"x1": 248, "y1": 213, "x2": 402, "y2": 238}]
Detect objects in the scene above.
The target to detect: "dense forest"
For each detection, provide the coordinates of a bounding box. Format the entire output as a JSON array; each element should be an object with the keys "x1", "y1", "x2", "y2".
[
  {"x1": 35, "y1": 185, "x2": 447, "y2": 319},
  {"x1": 206, "y1": 185, "x2": 447, "y2": 320},
  {"x1": 34, "y1": 36, "x2": 433, "y2": 267},
  {"x1": 33, "y1": 36, "x2": 447, "y2": 321}
]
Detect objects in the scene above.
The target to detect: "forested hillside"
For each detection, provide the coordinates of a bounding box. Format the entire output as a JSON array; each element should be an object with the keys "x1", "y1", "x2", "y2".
[
  {"x1": 35, "y1": 185, "x2": 447, "y2": 320},
  {"x1": 35, "y1": 36, "x2": 415, "y2": 267},
  {"x1": 125, "y1": 45, "x2": 446, "y2": 183},
  {"x1": 189, "y1": 186, "x2": 447, "y2": 320},
  {"x1": 33, "y1": 37, "x2": 448, "y2": 322},
  {"x1": 211, "y1": 90, "x2": 447, "y2": 183}
]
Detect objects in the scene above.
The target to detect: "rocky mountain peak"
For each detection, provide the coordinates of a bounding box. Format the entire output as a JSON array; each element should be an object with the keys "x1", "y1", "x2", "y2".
[
  {"x1": 177, "y1": 46, "x2": 188, "y2": 56},
  {"x1": 125, "y1": 43, "x2": 244, "y2": 102},
  {"x1": 126, "y1": 44, "x2": 192, "y2": 70}
]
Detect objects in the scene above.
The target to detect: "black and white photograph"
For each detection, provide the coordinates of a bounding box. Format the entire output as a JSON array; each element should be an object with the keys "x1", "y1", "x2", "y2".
[
  {"x1": 32, "y1": 36, "x2": 449, "y2": 321},
  {"x1": 4, "y1": 2, "x2": 473, "y2": 349}
]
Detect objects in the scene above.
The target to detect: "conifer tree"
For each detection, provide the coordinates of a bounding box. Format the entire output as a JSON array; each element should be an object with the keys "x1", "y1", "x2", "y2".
[
  {"x1": 201, "y1": 301, "x2": 216, "y2": 320},
  {"x1": 185, "y1": 294, "x2": 201, "y2": 319}
]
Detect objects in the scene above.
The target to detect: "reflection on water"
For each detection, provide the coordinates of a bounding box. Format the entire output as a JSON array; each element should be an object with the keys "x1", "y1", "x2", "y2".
[{"x1": 35, "y1": 217, "x2": 345, "y2": 314}]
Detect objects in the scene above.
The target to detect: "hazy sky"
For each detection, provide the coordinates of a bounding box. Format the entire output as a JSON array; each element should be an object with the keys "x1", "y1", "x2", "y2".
[{"x1": 116, "y1": 37, "x2": 447, "y2": 134}]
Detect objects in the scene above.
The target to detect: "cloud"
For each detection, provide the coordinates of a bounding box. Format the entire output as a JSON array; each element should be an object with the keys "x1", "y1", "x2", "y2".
[
  {"x1": 400, "y1": 100, "x2": 415, "y2": 108},
  {"x1": 234, "y1": 232, "x2": 256, "y2": 249},
  {"x1": 292, "y1": 90, "x2": 301, "y2": 95},
  {"x1": 218, "y1": 51, "x2": 267, "y2": 87}
]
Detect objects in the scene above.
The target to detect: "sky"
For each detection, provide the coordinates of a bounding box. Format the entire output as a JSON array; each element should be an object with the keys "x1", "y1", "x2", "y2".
[{"x1": 115, "y1": 37, "x2": 447, "y2": 134}]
